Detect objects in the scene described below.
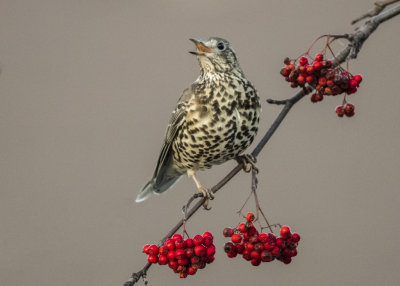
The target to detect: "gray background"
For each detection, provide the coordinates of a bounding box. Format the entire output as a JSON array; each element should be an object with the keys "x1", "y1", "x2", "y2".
[{"x1": 1, "y1": 1, "x2": 400, "y2": 285}]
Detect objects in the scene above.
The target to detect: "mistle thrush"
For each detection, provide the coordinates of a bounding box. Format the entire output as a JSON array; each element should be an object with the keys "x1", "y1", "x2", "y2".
[{"x1": 136, "y1": 37, "x2": 260, "y2": 207}]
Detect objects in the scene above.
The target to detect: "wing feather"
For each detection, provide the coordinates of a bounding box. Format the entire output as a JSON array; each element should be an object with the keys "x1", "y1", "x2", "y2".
[{"x1": 152, "y1": 86, "x2": 194, "y2": 179}]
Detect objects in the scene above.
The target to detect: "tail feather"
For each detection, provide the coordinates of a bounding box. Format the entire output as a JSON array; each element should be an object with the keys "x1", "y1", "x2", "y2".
[
  {"x1": 136, "y1": 179, "x2": 156, "y2": 203},
  {"x1": 135, "y1": 176, "x2": 182, "y2": 203}
]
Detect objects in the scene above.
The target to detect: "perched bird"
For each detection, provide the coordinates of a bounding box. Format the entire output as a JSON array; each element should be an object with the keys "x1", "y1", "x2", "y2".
[{"x1": 136, "y1": 37, "x2": 260, "y2": 208}]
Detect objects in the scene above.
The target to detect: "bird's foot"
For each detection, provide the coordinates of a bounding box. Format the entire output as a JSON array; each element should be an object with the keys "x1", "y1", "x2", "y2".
[
  {"x1": 198, "y1": 187, "x2": 214, "y2": 210},
  {"x1": 236, "y1": 154, "x2": 258, "y2": 173}
]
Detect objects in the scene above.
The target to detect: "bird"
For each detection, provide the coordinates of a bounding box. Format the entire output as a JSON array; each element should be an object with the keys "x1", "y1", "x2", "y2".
[{"x1": 135, "y1": 37, "x2": 260, "y2": 208}]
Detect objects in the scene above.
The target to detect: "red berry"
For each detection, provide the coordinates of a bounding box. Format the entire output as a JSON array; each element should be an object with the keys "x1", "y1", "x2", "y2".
[
  {"x1": 282, "y1": 257, "x2": 292, "y2": 264},
  {"x1": 344, "y1": 103, "x2": 355, "y2": 117},
  {"x1": 261, "y1": 250, "x2": 274, "y2": 262},
  {"x1": 318, "y1": 77, "x2": 327, "y2": 86},
  {"x1": 290, "y1": 249, "x2": 298, "y2": 257},
  {"x1": 206, "y1": 256, "x2": 215, "y2": 264},
  {"x1": 250, "y1": 250, "x2": 260, "y2": 260},
  {"x1": 259, "y1": 233, "x2": 268, "y2": 243},
  {"x1": 171, "y1": 234, "x2": 183, "y2": 242},
  {"x1": 336, "y1": 105, "x2": 345, "y2": 117},
  {"x1": 313, "y1": 61, "x2": 322, "y2": 70},
  {"x1": 194, "y1": 245, "x2": 206, "y2": 257},
  {"x1": 198, "y1": 261, "x2": 206, "y2": 269},
  {"x1": 315, "y1": 54, "x2": 324, "y2": 61},
  {"x1": 242, "y1": 249, "x2": 251, "y2": 261},
  {"x1": 283, "y1": 57, "x2": 291, "y2": 65},
  {"x1": 187, "y1": 266, "x2": 197, "y2": 275},
  {"x1": 147, "y1": 254, "x2": 158, "y2": 264},
  {"x1": 287, "y1": 240, "x2": 298, "y2": 250},
  {"x1": 264, "y1": 242, "x2": 274, "y2": 251},
  {"x1": 276, "y1": 238, "x2": 286, "y2": 248},
  {"x1": 254, "y1": 242, "x2": 264, "y2": 253},
  {"x1": 223, "y1": 227, "x2": 234, "y2": 237},
  {"x1": 353, "y1": 74, "x2": 362, "y2": 83},
  {"x1": 179, "y1": 272, "x2": 188, "y2": 278},
  {"x1": 190, "y1": 256, "x2": 200, "y2": 264},
  {"x1": 245, "y1": 221, "x2": 254, "y2": 230},
  {"x1": 324, "y1": 87, "x2": 332, "y2": 95},
  {"x1": 159, "y1": 246, "x2": 169, "y2": 256},
  {"x1": 185, "y1": 248, "x2": 194, "y2": 258},
  {"x1": 237, "y1": 223, "x2": 246, "y2": 233},
  {"x1": 148, "y1": 244, "x2": 159, "y2": 255},
  {"x1": 224, "y1": 242, "x2": 234, "y2": 253},
  {"x1": 249, "y1": 235, "x2": 259, "y2": 244},
  {"x1": 231, "y1": 233, "x2": 242, "y2": 243},
  {"x1": 327, "y1": 80, "x2": 335, "y2": 88},
  {"x1": 245, "y1": 242, "x2": 255, "y2": 251},
  {"x1": 292, "y1": 233, "x2": 301, "y2": 243},
  {"x1": 203, "y1": 231, "x2": 213, "y2": 238},
  {"x1": 251, "y1": 258, "x2": 261, "y2": 266},
  {"x1": 349, "y1": 79, "x2": 358, "y2": 89},
  {"x1": 175, "y1": 238, "x2": 186, "y2": 249},
  {"x1": 178, "y1": 258, "x2": 189, "y2": 266},
  {"x1": 168, "y1": 260, "x2": 178, "y2": 270},
  {"x1": 185, "y1": 238, "x2": 194, "y2": 248},
  {"x1": 306, "y1": 75, "x2": 314, "y2": 83},
  {"x1": 287, "y1": 64, "x2": 295, "y2": 71},
  {"x1": 158, "y1": 255, "x2": 168, "y2": 265},
  {"x1": 306, "y1": 65, "x2": 315, "y2": 74},
  {"x1": 206, "y1": 245, "x2": 216, "y2": 257},
  {"x1": 236, "y1": 243, "x2": 245, "y2": 254},
  {"x1": 280, "y1": 68, "x2": 290, "y2": 77},
  {"x1": 267, "y1": 233, "x2": 276, "y2": 243},
  {"x1": 299, "y1": 56, "x2": 308, "y2": 66},
  {"x1": 175, "y1": 248, "x2": 186, "y2": 260},
  {"x1": 227, "y1": 251, "x2": 237, "y2": 258},
  {"x1": 310, "y1": 93, "x2": 323, "y2": 102},
  {"x1": 297, "y1": 75, "x2": 305, "y2": 84},
  {"x1": 167, "y1": 250, "x2": 176, "y2": 260},
  {"x1": 165, "y1": 239, "x2": 175, "y2": 250},
  {"x1": 193, "y1": 234, "x2": 204, "y2": 246},
  {"x1": 246, "y1": 212, "x2": 255, "y2": 222},
  {"x1": 143, "y1": 244, "x2": 150, "y2": 254},
  {"x1": 271, "y1": 246, "x2": 281, "y2": 257},
  {"x1": 248, "y1": 227, "x2": 259, "y2": 237},
  {"x1": 282, "y1": 248, "x2": 292, "y2": 257},
  {"x1": 203, "y1": 236, "x2": 213, "y2": 247}
]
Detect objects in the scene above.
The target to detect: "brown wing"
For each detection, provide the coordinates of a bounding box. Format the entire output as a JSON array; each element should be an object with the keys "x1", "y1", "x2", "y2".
[{"x1": 152, "y1": 86, "x2": 194, "y2": 181}]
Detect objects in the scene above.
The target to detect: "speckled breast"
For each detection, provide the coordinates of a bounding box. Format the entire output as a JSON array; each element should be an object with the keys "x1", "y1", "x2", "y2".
[{"x1": 172, "y1": 77, "x2": 260, "y2": 172}]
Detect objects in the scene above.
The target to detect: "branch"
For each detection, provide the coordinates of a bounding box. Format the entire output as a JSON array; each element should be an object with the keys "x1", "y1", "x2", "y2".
[
  {"x1": 124, "y1": 3, "x2": 400, "y2": 285},
  {"x1": 351, "y1": 0, "x2": 400, "y2": 25}
]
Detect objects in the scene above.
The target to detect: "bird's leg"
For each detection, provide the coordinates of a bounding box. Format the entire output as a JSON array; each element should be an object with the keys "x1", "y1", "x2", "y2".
[
  {"x1": 189, "y1": 171, "x2": 214, "y2": 210},
  {"x1": 236, "y1": 154, "x2": 258, "y2": 173}
]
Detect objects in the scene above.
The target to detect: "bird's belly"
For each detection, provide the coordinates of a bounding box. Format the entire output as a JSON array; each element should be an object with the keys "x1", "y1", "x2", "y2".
[{"x1": 172, "y1": 106, "x2": 259, "y2": 172}]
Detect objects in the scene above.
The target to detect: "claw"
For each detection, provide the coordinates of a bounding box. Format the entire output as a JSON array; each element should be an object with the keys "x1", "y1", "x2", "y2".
[
  {"x1": 188, "y1": 171, "x2": 214, "y2": 210},
  {"x1": 237, "y1": 154, "x2": 259, "y2": 173},
  {"x1": 198, "y1": 187, "x2": 214, "y2": 210}
]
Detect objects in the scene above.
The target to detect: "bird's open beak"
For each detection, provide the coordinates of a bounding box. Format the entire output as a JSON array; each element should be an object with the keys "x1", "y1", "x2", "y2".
[{"x1": 189, "y1": 38, "x2": 213, "y2": 55}]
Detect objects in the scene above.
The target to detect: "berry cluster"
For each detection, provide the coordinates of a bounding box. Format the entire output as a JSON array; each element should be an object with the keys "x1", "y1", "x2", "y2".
[
  {"x1": 280, "y1": 54, "x2": 362, "y2": 117},
  {"x1": 143, "y1": 232, "x2": 215, "y2": 278},
  {"x1": 223, "y1": 213, "x2": 300, "y2": 265},
  {"x1": 335, "y1": 103, "x2": 355, "y2": 117}
]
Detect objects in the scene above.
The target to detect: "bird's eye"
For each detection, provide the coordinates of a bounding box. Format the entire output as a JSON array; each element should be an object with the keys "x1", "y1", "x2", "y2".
[{"x1": 217, "y1": 42, "x2": 225, "y2": 51}]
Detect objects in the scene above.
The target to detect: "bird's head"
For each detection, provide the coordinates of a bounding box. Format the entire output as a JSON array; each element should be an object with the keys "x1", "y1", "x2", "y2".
[{"x1": 189, "y1": 37, "x2": 243, "y2": 75}]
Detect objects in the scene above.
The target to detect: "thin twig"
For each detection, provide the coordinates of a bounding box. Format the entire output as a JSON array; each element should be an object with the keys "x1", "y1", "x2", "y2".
[
  {"x1": 351, "y1": 0, "x2": 400, "y2": 24},
  {"x1": 124, "y1": 4, "x2": 400, "y2": 285}
]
